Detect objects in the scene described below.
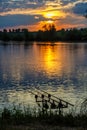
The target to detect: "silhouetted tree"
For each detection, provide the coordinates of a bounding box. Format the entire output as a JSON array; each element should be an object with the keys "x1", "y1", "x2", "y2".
[
  {"x1": 0, "y1": 26, "x2": 87, "y2": 42},
  {"x1": 3, "y1": 29, "x2": 7, "y2": 33},
  {"x1": 42, "y1": 24, "x2": 56, "y2": 41}
]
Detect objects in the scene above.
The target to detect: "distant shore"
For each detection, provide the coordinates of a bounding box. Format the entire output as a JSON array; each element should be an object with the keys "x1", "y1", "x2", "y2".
[{"x1": 0, "y1": 27, "x2": 87, "y2": 42}]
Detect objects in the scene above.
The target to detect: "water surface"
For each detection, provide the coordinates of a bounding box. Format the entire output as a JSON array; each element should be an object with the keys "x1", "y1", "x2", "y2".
[{"x1": 0, "y1": 41, "x2": 87, "y2": 109}]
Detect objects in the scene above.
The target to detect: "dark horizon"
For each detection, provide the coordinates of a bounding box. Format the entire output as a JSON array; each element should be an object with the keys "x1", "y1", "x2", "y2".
[{"x1": 0, "y1": 26, "x2": 87, "y2": 42}]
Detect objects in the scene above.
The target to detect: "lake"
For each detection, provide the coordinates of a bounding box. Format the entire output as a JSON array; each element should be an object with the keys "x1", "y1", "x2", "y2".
[{"x1": 0, "y1": 41, "x2": 87, "y2": 111}]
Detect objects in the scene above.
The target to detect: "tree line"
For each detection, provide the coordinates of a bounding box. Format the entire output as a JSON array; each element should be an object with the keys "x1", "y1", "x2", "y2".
[{"x1": 0, "y1": 24, "x2": 87, "y2": 42}]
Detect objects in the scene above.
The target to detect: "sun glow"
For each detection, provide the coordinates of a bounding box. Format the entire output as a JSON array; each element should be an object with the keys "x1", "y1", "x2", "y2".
[
  {"x1": 46, "y1": 20, "x2": 54, "y2": 24},
  {"x1": 43, "y1": 10, "x2": 66, "y2": 19},
  {"x1": 44, "y1": 12, "x2": 55, "y2": 18},
  {"x1": 43, "y1": 11, "x2": 58, "y2": 19}
]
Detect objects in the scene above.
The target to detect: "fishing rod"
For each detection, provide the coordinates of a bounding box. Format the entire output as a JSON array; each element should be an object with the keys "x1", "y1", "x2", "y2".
[
  {"x1": 34, "y1": 88, "x2": 70, "y2": 108},
  {"x1": 29, "y1": 88, "x2": 60, "y2": 107},
  {"x1": 34, "y1": 89, "x2": 68, "y2": 109},
  {"x1": 28, "y1": 88, "x2": 70, "y2": 109},
  {"x1": 35, "y1": 87, "x2": 74, "y2": 107},
  {"x1": 29, "y1": 89, "x2": 52, "y2": 109},
  {"x1": 29, "y1": 89, "x2": 41, "y2": 99},
  {"x1": 29, "y1": 89, "x2": 48, "y2": 102}
]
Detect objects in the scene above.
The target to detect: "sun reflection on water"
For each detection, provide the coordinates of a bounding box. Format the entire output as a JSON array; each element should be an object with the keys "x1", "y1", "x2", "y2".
[
  {"x1": 0, "y1": 42, "x2": 87, "y2": 109},
  {"x1": 43, "y1": 45, "x2": 62, "y2": 75}
]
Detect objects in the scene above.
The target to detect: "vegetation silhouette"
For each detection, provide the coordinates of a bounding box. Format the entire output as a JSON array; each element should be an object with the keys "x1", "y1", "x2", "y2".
[
  {"x1": 0, "y1": 101, "x2": 87, "y2": 129},
  {"x1": 0, "y1": 23, "x2": 87, "y2": 42}
]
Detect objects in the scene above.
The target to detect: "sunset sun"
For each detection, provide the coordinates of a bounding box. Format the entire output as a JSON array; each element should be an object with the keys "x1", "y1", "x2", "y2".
[
  {"x1": 44, "y1": 12, "x2": 56, "y2": 18},
  {"x1": 43, "y1": 10, "x2": 66, "y2": 21},
  {"x1": 46, "y1": 20, "x2": 54, "y2": 24}
]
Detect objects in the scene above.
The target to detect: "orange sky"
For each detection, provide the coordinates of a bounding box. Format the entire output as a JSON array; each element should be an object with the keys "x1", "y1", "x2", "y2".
[{"x1": 0, "y1": 0, "x2": 87, "y2": 31}]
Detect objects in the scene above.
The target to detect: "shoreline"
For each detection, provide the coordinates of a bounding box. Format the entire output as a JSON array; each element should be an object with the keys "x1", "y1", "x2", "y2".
[
  {"x1": 0, "y1": 106, "x2": 87, "y2": 129},
  {"x1": 0, "y1": 124, "x2": 86, "y2": 130}
]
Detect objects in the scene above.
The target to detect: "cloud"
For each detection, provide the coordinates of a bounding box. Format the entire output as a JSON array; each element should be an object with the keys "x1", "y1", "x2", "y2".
[
  {"x1": 0, "y1": 0, "x2": 87, "y2": 30},
  {"x1": 0, "y1": 1, "x2": 40, "y2": 14},
  {"x1": 0, "y1": 14, "x2": 46, "y2": 28},
  {"x1": 0, "y1": 0, "x2": 78, "y2": 15},
  {"x1": 72, "y1": 2, "x2": 87, "y2": 16}
]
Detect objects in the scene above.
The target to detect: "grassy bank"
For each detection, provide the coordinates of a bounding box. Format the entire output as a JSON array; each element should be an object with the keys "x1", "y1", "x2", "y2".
[
  {"x1": 0, "y1": 125, "x2": 85, "y2": 130},
  {"x1": 0, "y1": 106, "x2": 87, "y2": 130}
]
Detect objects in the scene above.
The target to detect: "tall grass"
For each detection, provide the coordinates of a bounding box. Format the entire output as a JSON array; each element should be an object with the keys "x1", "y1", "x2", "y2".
[{"x1": 0, "y1": 100, "x2": 87, "y2": 130}]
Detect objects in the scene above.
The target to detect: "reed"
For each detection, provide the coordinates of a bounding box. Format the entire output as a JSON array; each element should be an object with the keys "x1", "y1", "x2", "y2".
[{"x1": 0, "y1": 100, "x2": 87, "y2": 130}]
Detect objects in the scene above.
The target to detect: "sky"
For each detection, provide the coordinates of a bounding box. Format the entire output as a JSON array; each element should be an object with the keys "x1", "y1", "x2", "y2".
[{"x1": 0, "y1": 0, "x2": 87, "y2": 31}]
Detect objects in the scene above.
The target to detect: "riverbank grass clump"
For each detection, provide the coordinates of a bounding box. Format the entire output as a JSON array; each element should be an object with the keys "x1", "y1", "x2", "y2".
[{"x1": 0, "y1": 105, "x2": 87, "y2": 130}]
